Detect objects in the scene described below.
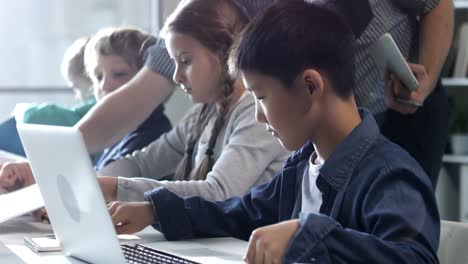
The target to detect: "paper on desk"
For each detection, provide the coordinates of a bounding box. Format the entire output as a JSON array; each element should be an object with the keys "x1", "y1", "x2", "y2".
[
  {"x1": 0, "y1": 149, "x2": 26, "y2": 164},
  {"x1": 0, "y1": 184, "x2": 44, "y2": 223},
  {"x1": 117, "y1": 234, "x2": 141, "y2": 240}
]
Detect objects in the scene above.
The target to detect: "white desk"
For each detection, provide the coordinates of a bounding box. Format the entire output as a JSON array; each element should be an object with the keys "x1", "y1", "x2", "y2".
[
  {"x1": 442, "y1": 155, "x2": 468, "y2": 222},
  {"x1": 0, "y1": 216, "x2": 248, "y2": 263}
]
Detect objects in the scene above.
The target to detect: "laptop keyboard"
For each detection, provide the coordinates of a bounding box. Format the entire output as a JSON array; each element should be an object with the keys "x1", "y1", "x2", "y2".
[{"x1": 122, "y1": 244, "x2": 200, "y2": 264}]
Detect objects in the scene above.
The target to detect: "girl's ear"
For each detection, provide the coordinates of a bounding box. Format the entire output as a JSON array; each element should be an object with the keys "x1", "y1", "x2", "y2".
[{"x1": 302, "y1": 69, "x2": 324, "y2": 97}]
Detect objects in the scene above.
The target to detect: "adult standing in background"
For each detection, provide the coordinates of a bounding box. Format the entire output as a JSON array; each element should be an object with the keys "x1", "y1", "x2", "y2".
[{"x1": 76, "y1": 0, "x2": 453, "y2": 188}]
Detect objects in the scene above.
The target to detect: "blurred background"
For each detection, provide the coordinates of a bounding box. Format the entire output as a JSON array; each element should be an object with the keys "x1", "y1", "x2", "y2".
[{"x1": 0, "y1": 0, "x2": 189, "y2": 124}]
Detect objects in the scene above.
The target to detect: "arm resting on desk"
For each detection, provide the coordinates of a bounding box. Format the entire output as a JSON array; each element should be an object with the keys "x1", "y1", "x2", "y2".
[{"x1": 143, "y1": 174, "x2": 283, "y2": 241}]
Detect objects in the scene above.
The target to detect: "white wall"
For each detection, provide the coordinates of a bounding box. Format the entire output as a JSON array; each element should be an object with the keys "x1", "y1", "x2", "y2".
[
  {"x1": 0, "y1": 90, "x2": 76, "y2": 122},
  {"x1": 161, "y1": 0, "x2": 180, "y2": 19},
  {"x1": 0, "y1": 0, "x2": 152, "y2": 88}
]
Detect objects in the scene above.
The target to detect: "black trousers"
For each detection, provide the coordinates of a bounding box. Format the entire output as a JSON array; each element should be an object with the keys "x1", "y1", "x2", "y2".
[{"x1": 375, "y1": 80, "x2": 449, "y2": 189}]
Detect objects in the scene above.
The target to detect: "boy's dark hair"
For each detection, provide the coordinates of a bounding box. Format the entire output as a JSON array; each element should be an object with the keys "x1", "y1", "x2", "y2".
[{"x1": 229, "y1": 1, "x2": 355, "y2": 98}]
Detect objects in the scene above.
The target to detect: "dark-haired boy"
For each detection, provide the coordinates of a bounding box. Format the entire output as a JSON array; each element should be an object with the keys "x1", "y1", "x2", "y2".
[{"x1": 109, "y1": 2, "x2": 439, "y2": 263}]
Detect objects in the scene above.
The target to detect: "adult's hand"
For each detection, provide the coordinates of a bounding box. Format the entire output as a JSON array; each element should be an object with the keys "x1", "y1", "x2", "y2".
[{"x1": 385, "y1": 63, "x2": 431, "y2": 114}]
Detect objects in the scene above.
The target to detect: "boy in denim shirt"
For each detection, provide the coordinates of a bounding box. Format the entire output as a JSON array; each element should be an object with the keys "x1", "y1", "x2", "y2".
[{"x1": 108, "y1": 1, "x2": 439, "y2": 263}]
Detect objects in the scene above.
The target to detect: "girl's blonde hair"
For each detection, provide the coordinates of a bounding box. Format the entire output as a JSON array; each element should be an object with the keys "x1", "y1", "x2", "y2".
[
  {"x1": 164, "y1": 0, "x2": 249, "y2": 181},
  {"x1": 84, "y1": 27, "x2": 157, "y2": 76}
]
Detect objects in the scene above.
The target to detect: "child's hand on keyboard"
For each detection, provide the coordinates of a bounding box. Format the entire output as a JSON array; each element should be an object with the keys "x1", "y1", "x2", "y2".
[
  {"x1": 244, "y1": 219, "x2": 300, "y2": 264},
  {"x1": 108, "y1": 201, "x2": 154, "y2": 234},
  {"x1": 33, "y1": 207, "x2": 50, "y2": 223}
]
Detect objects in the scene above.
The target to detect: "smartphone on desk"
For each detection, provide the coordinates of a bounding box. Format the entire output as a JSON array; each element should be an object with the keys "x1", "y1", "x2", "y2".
[
  {"x1": 24, "y1": 234, "x2": 61, "y2": 252},
  {"x1": 24, "y1": 233, "x2": 141, "y2": 253}
]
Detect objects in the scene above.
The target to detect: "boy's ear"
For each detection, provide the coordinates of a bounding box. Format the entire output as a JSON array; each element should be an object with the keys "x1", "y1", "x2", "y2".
[{"x1": 302, "y1": 69, "x2": 324, "y2": 97}]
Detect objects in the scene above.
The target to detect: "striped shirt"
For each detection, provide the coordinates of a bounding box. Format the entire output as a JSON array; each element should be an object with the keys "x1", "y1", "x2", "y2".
[{"x1": 145, "y1": 0, "x2": 439, "y2": 114}]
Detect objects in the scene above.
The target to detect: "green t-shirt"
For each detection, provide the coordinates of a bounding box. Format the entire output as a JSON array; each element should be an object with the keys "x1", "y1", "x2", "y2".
[
  {"x1": 18, "y1": 99, "x2": 96, "y2": 126},
  {"x1": 15, "y1": 99, "x2": 101, "y2": 163}
]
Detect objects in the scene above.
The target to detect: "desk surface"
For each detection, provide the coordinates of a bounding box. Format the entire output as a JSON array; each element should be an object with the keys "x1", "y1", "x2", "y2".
[{"x1": 0, "y1": 216, "x2": 247, "y2": 263}]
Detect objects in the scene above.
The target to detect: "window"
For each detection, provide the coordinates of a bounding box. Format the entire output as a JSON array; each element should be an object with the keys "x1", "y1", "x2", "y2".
[{"x1": 0, "y1": 0, "x2": 153, "y2": 88}]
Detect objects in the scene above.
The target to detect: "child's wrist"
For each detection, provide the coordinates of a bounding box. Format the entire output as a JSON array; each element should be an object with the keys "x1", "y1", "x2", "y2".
[{"x1": 144, "y1": 202, "x2": 156, "y2": 226}]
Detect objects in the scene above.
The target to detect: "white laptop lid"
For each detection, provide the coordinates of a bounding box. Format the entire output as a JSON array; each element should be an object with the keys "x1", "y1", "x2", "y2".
[{"x1": 17, "y1": 124, "x2": 126, "y2": 264}]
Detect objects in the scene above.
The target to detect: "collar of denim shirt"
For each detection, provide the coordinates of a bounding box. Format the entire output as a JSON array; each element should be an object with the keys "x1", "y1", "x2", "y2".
[
  {"x1": 284, "y1": 108, "x2": 380, "y2": 192},
  {"x1": 318, "y1": 108, "x2": 379, "y2": 191}
]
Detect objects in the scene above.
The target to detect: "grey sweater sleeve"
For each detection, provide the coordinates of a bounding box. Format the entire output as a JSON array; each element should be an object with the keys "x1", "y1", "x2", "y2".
[
  {"x1": 111, "y1": 96, "x2": 289, "y2": 202},
  {"x1": 97, "y1": 106, "x2": 202, "y2": 200},
  {"x1": 97, "y1": 123, "x2": 186, "y2": 179}
]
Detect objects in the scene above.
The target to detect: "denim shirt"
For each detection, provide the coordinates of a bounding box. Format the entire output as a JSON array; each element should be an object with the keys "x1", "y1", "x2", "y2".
[{"x1": 144, "y1": 109, "x2": 439, "y2": 263}]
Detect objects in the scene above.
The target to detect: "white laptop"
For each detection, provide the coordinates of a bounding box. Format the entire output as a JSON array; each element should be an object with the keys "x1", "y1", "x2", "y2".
[{"x1": 16, "y1": 124, "x2": 204, "y2": 264}]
